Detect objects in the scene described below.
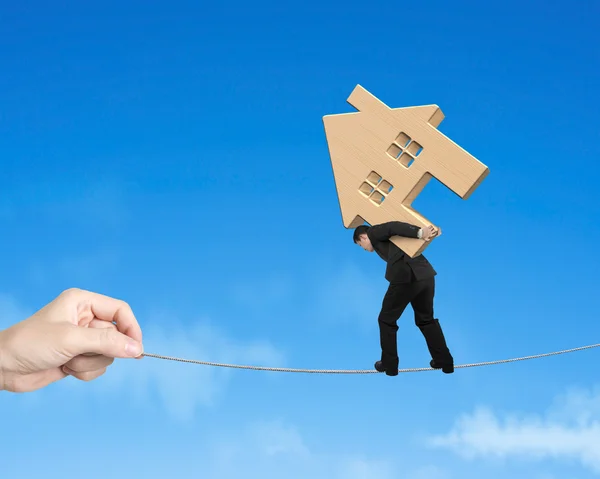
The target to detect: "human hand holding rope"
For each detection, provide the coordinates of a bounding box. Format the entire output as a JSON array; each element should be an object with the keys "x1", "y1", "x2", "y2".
[{"x1": 0, "y1": 288, "x2": 144, "y2": 392}]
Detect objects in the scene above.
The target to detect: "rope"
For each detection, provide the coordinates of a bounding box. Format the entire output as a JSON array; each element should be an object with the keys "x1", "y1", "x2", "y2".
[{"x1": 141, "y1": 341, "x2": 600, "y2": 374}]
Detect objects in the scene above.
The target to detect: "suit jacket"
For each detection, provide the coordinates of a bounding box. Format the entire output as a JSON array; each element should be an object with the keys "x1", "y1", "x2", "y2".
[{"x1": 367, "y1": 221, "x2": 437, "y2": 283}]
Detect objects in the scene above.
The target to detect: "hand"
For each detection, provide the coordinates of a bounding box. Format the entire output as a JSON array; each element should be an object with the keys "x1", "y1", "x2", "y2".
[
  {"x1": 0, "y1": 288, "x2": 144, "y2": 393},
  {"x1": 421, "y1": 225, "x2": 441, "y2": 241}
]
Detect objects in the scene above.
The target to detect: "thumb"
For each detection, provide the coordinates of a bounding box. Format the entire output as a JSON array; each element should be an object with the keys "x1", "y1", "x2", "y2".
[{"x1": 65, "y1": 325, "x2": 144, "y2": 358}]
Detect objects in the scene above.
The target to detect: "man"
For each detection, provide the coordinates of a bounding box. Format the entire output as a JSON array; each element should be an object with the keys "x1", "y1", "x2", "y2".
[{"x1": 353, "y1": 221, "x2": 454, "y2": 376}]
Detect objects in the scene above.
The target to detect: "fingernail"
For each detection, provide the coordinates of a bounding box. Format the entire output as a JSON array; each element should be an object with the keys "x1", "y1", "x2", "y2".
[{"x1": 126, "y1": 341, "x2": 143, "y2": 357}]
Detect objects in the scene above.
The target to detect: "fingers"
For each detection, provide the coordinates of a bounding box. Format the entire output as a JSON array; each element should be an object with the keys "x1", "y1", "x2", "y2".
[
  {"x1": 422, "y1": 225, "x2": 441, "y2": 241},
  {"x1": 61, "y1": 288, "x2": 143, "y2": 343},
  {"x1": 85, "y1": 318, "x2": 143, "y2": 361},
  {"x1": 62, "y1": 337, "x2": 115, "y2": 381},
  {"x1": 422, "y1": 226, "x2": 434, "y2": 241},
  {"x1": 64, "y1": 353, "x2": 114, "y2": 372},
  {"x1": 88, "y1": 291, "x2": 143, "y2": 342},
  {"x1": 57, "y1": 320, "x2": 117, "y2": 381},
  {"x1": 89, "y1": 318, "x2": 117, "y2": 330},
  {"x1": 6, "y1": 354, "x2": 111, "y2": 391},
  {"x1": 64, "y1": 323, "x2": 143, "y2": 359},
  {"x1": 62, "y1": 324, "x2": 115, "y2": 381},
  {"x1": 63, "y1": 366, "x2": 108, "y2": 382}
]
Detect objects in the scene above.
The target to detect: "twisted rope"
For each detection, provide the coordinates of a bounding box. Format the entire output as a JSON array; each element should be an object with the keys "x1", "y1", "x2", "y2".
[{"x1": 141, "y1": 342, "x2": 600, "y2": 374}]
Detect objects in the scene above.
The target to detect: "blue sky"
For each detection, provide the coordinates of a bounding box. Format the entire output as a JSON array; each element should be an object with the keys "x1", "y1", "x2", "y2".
[{"x1": 1, "y1": 0, "x2": 600, "y2": 477}]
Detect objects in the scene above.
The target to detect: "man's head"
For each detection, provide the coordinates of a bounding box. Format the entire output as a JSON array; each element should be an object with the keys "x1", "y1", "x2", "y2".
[{"x1": 353, "y1": 224, "x2": 374, "y2": 252}]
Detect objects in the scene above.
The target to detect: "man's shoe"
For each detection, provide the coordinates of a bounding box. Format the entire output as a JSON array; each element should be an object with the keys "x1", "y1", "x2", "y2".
[
  {"x1": 374, "y1": 360, "x2": 398, "y2": 376},
  {"x1": 430, "y1": 359, "x2": 454, "y2": 374}
]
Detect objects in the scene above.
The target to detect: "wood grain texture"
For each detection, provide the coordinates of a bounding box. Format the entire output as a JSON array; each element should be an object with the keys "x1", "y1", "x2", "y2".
[{"x1": 323, "y1": 84, "x2": 489, "y2": 257}]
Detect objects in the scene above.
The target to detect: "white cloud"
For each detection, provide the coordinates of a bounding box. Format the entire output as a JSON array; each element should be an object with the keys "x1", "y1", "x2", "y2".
[
  {"x1": 88, "y1": 314, "x2": 286, "y2": 421},
  {"x1": 427, "y1": 385, "x2": 600, "y2": 474},
  {"x1": 206, "y1": 420, "x2": 452, "y2": 479},
  {"x1": 336, "y1": 458, "x2": 398, "y2": 479},
  {"x1": 408, "y1": 465, "x2": 450, "y2": 479},
  {"x1": 206, "y1": 419, "x2": 397, "y2": 479}
]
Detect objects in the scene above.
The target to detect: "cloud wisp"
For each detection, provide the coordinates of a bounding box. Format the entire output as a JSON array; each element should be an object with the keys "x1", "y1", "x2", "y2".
[
  {"x1": 207, "y1": 419, "x2": 397, "y2": 479},
  {"x1": 427, "y1": 385, "x2": 600, "y2": 474},
  {"x1": 91, "y1": 314, "x2": 287, "y2": 421}
]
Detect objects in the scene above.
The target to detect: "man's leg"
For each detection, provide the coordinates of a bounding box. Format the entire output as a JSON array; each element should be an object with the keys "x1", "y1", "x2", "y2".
[
  {"x1": 376, "y1": 283, "x2": 411, "y2": 376},
  {"x1": 410, "y1": 277, "x2": 454, "y2": 373}
]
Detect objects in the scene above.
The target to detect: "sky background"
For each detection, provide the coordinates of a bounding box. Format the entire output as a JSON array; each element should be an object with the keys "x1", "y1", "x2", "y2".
[{"x1": 1, "y1": 0, "x2": 600, "y2": 477}]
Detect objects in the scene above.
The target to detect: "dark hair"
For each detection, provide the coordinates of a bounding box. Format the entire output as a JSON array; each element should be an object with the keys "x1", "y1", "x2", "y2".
[{"x1": 353, "y1": 224, "x2": 370, "y2": 243}]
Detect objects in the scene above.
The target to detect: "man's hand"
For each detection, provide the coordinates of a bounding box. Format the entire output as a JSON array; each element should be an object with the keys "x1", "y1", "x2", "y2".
[
  {"x1": 420, "y1": 225, "x2": 442, "y2": 241},
  {"x1": 0, "y1": 288, "x2": 143, "y2": 393}
]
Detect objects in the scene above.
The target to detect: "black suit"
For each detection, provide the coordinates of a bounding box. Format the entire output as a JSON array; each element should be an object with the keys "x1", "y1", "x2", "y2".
[
  {"x1": 366, "y1": 221, "x2": 453, "y2": 374},
  {"x1": 367, "y1": 221, "x2": 437, "y2": 283}
]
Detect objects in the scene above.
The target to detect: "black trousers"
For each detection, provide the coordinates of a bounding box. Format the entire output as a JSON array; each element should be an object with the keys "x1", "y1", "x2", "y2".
[{"x1": 378, "y1": 272, "x2": 453, "y2": 370}]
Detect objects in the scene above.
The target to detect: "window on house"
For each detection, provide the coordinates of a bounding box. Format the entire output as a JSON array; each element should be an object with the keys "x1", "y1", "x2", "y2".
[
  {"x1": 386, "y1": 132, "x2": 423, "y2": 168},
  {"x1": 359, "y1": 171, "x2": 394, "y2": 206}
]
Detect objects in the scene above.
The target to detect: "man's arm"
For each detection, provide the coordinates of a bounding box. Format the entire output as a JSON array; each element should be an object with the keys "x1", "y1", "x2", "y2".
[{"x1": 367, "y1": 221, "x2": 423, "y2": 243}]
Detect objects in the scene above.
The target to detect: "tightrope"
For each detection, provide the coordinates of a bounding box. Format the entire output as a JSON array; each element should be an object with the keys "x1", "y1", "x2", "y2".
[{"x1": 141, "y1": 342, "x2": 600, "y2": 374}]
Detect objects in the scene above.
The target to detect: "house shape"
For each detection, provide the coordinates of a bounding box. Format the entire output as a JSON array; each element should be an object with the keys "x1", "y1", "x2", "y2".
[{"x1": 322, "y1": 84, "x2": 490, "y2": 257}]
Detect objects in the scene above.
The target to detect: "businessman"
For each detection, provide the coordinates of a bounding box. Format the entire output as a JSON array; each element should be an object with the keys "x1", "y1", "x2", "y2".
[{"x1": 353, "y1": 221, "x2": 454, "y2": 376}]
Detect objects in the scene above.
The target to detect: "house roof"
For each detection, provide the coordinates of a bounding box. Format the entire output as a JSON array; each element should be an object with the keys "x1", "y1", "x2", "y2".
[{"x1": 323, "y1": 84, "x2": 489, "y2": 257}]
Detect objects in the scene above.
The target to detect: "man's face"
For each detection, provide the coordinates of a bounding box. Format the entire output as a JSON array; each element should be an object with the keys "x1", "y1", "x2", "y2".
[{"x1": 356, "y1": 234, "x2": 374, "y2": 252}]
